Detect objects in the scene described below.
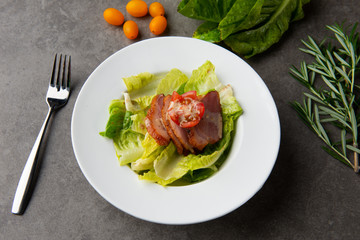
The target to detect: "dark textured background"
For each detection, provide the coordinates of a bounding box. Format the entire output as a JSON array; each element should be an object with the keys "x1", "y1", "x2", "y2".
[{"x1": 1, "y1": 0, "x2": 360, "y2": 239}]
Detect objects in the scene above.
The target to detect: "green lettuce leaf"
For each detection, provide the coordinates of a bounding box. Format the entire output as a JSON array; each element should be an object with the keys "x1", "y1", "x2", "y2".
[
  {"x1": 156, "y1": 68, "x2": 189, "y2": 95},
  {"x1": 219, "y1": 0, "x2": 266, "y2": 40},
  {"x1": 188, "y1": 0, "x2": 267, "y2": 42},
  {"x1": 192, "y1": 0, "x2": 268, "y2": 43},
  {"x1": 123, "y1": 72, "x2": 165, "y2": 99},
  {"x1": 291, "y1": 0, "x2": 311, "y2": 21},
  {"x1": 153, "y1": 143, "x2": 184, "y2": 180},
  {"x1": 181, "y1": 168, "x2": 217, "y2": 183},
  {"x1": 139, "y1": 170, "x2": 180, "y2": 186},
  {"x1": 131, "y1": 133, "x2": 165, "y2": 171},
  {"x1": 129, "y1": 111, "x2": 147, "y2": 135},
  {"x1": 99, "y1": 99, "x2": 126, "y2": 139},
  {"x1": 124, "y1": 93, "x2": 153, "y2": 112},
  {"x1": 175, "y1": 82, "x2": 187, "y2": 95},
  {"x1": 177, "y1": 0, "x2": 237, "y2": 22},
  {"x1": 179, "y1": 0, "x2": 310, "y2": 58},
  {"x1": 223, "y1": 0, "x2": 303, "y2": 58},
  {"x1": 219, "y1": 85, "x2": 243, "y2": 117},
  {"x1": 113, "y1": 129, "x2": 145, "y2": 166},
  {"x1": 184, "y1": 61, "x2": 224, "y2": 94},
  {"x1": 101, "y1": 94, "x2": 150, "y2": 165},
  {"x1": 193, "y1": 21, "x2": 222, "y2": 43},
  {"x1": 123, "y1": 72, "x2": 155, "y2": 92},
  {"x1": 122, "y1": 94, "x2": 151, "y2": 135},
  {"x1": 122, "y1": 111, "x2": 133, "y2": 130}
]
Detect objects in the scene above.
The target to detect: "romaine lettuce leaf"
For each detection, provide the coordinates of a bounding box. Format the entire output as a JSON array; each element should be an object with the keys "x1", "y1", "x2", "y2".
[
  {"x1": 131, "y1": 133, "x2": 165, "y2": 171},
  {"x1": 193, "y1": 21, "x2": 222, "y2": 43},
  {"x1": 153, "y1": 143, "x2": 184, "y2": 180},
  {"x1": 184, "y1": 61, "x2": 224, "y2": 94},
  {"x1": 291, "y1": 0, "x2": 311, "y2": 21},
  {"x1": 123, "y1": 72, "x2": 155, "y2": 92},
  {"x1": 113, "y1": 129, "x2": 145, "y2": 166},
  {"x1": 139, "y1": 170, "x2": 180, "y2": 186},
  {"x1": 192, "y1": 0, "x2": 267, "y2": 43},
  {"x1": 99, "y1": 99, "x2": 126, "y2": 139},
  {"x1": 223, "y1": 0, "x2": 300, "y2": 58},
  {"x1": 179, "y1": 0, "x2": 310, "y2": 58},
  {"x1": 122, "y1": 111, "x2": 133, "y2": 130},
  {"x1": 101, "y1": 94, "x2": 150, "y2": 165},
  {"x1": 177, "y1": 0, "x2": 237, "y2": 23},
  {"x1": 121, "y1": 93, "x2": 152, "y2": 135},
  {"x1": 123, "y1": 72, "x2": 165, "y2": 99},
  {"x1": 181, "y1": 167, "x2": 217, "y2": 183},
  {"x1": 156, "y1": 68, "x2": 189, "y2": 95},
  {"x1": 219, "y1": 85, "x2": 243, "y2": 118},
  {"x1": 218, "y1": 0, "x2": 266, "y2": 40},
  {"x1": 129, "y1": 112, "x2": 147, "y2": 135},
  {"x1": 124, "y1": 93, "x2": 153, "y2": 112}
]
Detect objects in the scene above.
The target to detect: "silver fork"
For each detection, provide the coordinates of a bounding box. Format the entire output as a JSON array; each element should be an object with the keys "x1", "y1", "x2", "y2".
[{"x1": 12, "y1": 54, "x2": 71, "y2": 215}]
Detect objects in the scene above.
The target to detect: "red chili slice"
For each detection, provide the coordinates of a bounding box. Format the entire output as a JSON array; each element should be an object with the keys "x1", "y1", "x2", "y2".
[{"x1": 168, "y1": 91, "x2": 205, "y2": 128}]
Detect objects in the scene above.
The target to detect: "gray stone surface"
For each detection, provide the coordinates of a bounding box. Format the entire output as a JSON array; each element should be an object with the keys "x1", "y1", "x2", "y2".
[{"x1": 1, "y1": 0, "x2": 360, "y2": 239}]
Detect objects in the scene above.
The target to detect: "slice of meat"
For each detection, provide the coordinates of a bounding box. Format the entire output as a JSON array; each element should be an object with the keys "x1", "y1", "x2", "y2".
[
  {"x1": 189, "y1": 91, "x2": 222, "y2": 151},
  {"x1": 161, "y1": 95, "x2": 185, "y2": 155},
  {"x1": 145, "y1": 94, "x2": 170, "y2": 146},
  {"x1": 188, "y1": 126, "x2": 208, "y2": 151},
  {"x1": 169, "y1": 115, "x2": 195, "y2": 154}
]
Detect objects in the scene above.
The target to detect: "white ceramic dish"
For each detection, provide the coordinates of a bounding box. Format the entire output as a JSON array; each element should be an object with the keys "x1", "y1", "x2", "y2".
[{"x1": 71, "y1": 37, "x2": 280, "y2": 225}]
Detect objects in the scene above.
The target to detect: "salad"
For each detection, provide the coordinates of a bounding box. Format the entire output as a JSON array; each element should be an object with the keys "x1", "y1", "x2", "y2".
[{"x1": 100, "y1": 61, "x2": 242, "y2": 186}]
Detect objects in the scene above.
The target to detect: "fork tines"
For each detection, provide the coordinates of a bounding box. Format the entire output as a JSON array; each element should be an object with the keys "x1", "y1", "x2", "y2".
[{"x1": 50, "y1": 54, "x2": 71, "y2": 90}]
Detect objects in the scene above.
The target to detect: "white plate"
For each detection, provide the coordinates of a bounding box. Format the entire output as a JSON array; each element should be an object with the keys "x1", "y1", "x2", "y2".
[{"x1": 71, "y1": 37, "x2": 280, "y2": 225}]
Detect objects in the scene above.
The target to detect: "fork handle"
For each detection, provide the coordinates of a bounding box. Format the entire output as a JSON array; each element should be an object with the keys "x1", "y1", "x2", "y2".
[{"x1": 12, "y1": 107, "x2": 54, "y2": 215}]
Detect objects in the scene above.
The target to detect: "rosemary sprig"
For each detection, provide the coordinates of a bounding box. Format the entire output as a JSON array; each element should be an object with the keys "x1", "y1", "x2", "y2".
[{"x1": 290, "y1": 22, "x2": 360, "y2": 173}]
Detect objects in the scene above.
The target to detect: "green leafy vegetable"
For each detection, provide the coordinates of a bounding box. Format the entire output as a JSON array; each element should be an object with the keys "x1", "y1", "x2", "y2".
[
  {"x1": 219, "y1": 0, "x2": 266, "y2": 40},
  {"x1": 178, "y1": 0, "x2": 310, "y2": 58},
  {"x1": 129, "y1": 112, "x2": 147, "y2": 135},
  {"x1": 156, "y1": 68, "x2": 189, "y2": 95},
  {"x1": 219, "y1": 85, "x2": 244, "y2": 117},
  {"x1": 177, "y1": 0, "x2": 237, "y2": 22},
  {"x1": 193, "y1": 21, "x2": 222, "y2": 42},
  {"x1": 184, "y1": 60, "x2": 224, "y2": 94},
  {"x1": 99, "y1": 100, "x2": 126, "y2": 138},
  {"x1": 114, "y1": 129, "x2": 145, "y2": 166},
  {"x1": 124, "y1": 93, "x2": 153, "y2": 113},
  {"x1": 131, "y1": 133, "x2": 165, "y2": 171},
  {"x1": 224, "y1": 0, "x2": 303, "y2": 58},
  {"x1": 123, "y1": 72, "x2": 155, "y2": 92},
  {"x1": 123, "y1": 72, "x2": 165, "y2": 99},
  {"x1": 291, "y1": 23, "x2": 360, "y2": 173}
]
